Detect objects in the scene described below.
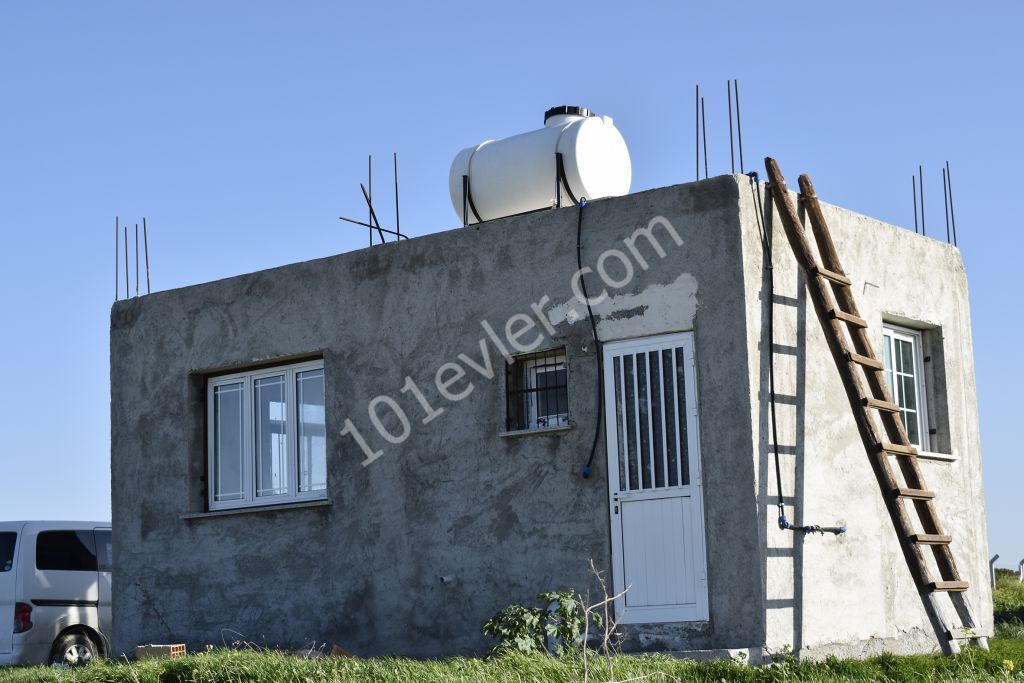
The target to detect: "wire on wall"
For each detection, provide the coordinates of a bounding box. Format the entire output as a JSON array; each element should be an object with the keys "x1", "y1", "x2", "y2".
[{"x1": 575, "y1": 198, "x2": 603, "y2": 478}]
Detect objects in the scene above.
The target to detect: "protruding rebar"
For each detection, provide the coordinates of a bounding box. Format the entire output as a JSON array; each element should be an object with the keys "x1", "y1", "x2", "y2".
[
  {"x1": 115, "y1": 216, "x2": 119, "y2": 301},
  {"x1": 339, "y1": 215, "x2": 407, "y2": 239},
  {"x1": 734, "y1": 79, "x2": 745, "y2": 174},
  {"x1": 727, "y1": 80, "x2": 735, "y2": 174},
  {"x1": 701, "y1": 96, "x2": 708, "y2": 179},
  {"x1": 135, "y1": 223, "x2": 139, "y2": 297},
  {"x1": 919, "y1": 165, "x2": 926, "y2": 236},
  {"x1": 368, "y1": 154, "x2": 373, "y2": 246},
  {"x1": 942, "y1": 168, "x2": 951, "y2": 243},
  {"x1": 360, "y1": 183, "x2": 387, "y2": 243},
  {"x1": 912, "y1": 176, "x2": 919, "y2": 233},
  {"x1": 695, "y1": 85, "x2": 700, "y2": 181},
  {"x1": 123, "y1": 225, "x2": 129, "y2": 299},
  {"x1": 946, "y1": 160, "x2": 958, "y2": 246},
  {"x1": 143, "y1": 217, "x2": 151, "y2": 294},
  {"x1": 393, "y1": 152, "x2": 400, "y2": 239}
]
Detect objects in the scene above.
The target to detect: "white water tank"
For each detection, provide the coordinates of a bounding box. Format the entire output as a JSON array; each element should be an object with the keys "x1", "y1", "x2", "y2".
[{"x1": 448, "y1": 106, "x2": 631, "y2": 224}]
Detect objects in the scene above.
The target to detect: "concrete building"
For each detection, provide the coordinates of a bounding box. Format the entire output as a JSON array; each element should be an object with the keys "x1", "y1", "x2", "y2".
[{"x1": 109, "y1": 173, "x2": 991, "y2": 660}]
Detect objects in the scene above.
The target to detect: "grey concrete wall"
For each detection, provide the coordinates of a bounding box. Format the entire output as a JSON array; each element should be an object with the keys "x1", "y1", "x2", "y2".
[
  {"x1": 110, "y1": 173, "x2": 989, "y2": 660},
  {"x1": 110, "y1": 176, "x2": 766, "y2": 658},
  {"x1": 736, "y1": 174, "x2": 991, "y2": 658}
]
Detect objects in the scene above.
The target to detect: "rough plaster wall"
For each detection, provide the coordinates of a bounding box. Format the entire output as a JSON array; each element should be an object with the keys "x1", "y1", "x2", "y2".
[
  {"x1": 546, "y1": 273, "x2": 699, "y2": 341},
  {"x1": 110, "y1": 176, "x2": 764, "y2": 658},
  {"x1": 736, "y1": 174, "x2": 992, "y2": 658}
]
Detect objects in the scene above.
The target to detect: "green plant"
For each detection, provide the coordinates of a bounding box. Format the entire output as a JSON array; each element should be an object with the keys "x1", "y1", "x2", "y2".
[
  {"x1": 767, "y1": 642, "x2": 797, "y2": 667},
  {"x1": 482, "y1": 590, "x2": 590, "y2": 656},
  {"x1": 482, "y1": 603, "x2": 546, "y2": 655},
  {"x1": 994, "y1": 573, "x2": 1024, "y2": 623}
]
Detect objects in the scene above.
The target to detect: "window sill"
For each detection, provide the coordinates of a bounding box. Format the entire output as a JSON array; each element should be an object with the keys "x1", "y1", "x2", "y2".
[
  {"x1": 182, "y1": 498, "x2": 332, "y2": 521},
  {"x1": 917, "y1": 450, "x2": 958, "y2": 463},
  {"x1": 499, "y1": 424, "x2": 574, "y2": 438}
]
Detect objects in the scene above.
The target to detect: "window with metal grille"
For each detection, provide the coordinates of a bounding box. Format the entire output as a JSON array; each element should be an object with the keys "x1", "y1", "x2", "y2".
[{"x1": 506, "y1": 348, "x2": 569, "y2": 431}]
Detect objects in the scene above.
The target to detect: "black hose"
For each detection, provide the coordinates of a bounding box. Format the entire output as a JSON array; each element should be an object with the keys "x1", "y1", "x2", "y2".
[{"x1": 575, "y1": 199, "x2": 602, "y2": 477}]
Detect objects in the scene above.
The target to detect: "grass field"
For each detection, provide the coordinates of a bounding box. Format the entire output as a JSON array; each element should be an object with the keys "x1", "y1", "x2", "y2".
[
  {"x1": 1, "y1": 626, "x2": 1023, "y2": 683},
  {"x1": 4, "y1": 575, "x2": 1023, "y2": 683}
]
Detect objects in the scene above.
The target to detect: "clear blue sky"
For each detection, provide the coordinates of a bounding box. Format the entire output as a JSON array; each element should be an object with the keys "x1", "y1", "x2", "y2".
[{"x1": 1, "y1": 2, "x2": 1020, "y2": 568}]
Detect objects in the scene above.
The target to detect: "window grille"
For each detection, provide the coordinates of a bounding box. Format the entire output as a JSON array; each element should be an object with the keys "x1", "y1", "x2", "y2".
[{"x1": 506, "y1": 348, "x2": 568, "y2": 431}]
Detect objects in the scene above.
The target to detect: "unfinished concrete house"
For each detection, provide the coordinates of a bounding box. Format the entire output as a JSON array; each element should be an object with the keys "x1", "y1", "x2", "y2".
[{"x1": 109, "y1": 107, "x2": 991, "y2": 660}]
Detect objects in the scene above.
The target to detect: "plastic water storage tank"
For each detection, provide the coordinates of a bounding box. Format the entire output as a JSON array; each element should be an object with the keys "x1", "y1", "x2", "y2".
[{"x1": 448, "y1": 106, "x2": 631, "y2": 224}]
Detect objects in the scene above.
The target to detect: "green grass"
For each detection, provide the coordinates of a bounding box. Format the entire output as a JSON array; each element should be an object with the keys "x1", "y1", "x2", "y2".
[
  {"x1": 2, "y1": 632, "x2": 1023, "y2": 683},
  {"x1": 995, "y1": 572, "x2": 1024, "y2": 623}
]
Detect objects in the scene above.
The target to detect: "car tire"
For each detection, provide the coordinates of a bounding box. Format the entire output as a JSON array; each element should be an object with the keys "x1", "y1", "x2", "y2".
[{"x1": 51, "y1": 632, "x2": 99, "y2": 667}]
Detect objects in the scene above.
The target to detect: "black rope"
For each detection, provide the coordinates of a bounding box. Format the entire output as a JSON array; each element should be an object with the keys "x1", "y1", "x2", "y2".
[
  {"x1": 748, "y1": 172, "x2": 845, "y2": 536},
  {"x1": 576, "y1": 198, "x2": 602, "y2": 477}
]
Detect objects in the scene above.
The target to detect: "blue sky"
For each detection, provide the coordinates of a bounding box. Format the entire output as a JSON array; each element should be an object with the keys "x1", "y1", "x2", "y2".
[{"x1": 1, "y1": 2, "x2": 1020, "y2": 568}]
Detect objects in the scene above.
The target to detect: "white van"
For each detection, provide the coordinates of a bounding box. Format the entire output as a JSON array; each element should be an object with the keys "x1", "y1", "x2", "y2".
[{"x1": 0, "y1": 521, "x2": 111, "y2": 666}]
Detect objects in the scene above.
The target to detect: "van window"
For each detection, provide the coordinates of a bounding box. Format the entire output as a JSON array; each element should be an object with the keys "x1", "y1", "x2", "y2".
[
  {"x1": 94, "y1": 529, "x2": 112, "y2": 572},
  {"x1": 36, "y1": 531, "x2": 98, "y2": 572},
  {"x1": 0, "y1": 533, "x2": 14, "y2": 572}
]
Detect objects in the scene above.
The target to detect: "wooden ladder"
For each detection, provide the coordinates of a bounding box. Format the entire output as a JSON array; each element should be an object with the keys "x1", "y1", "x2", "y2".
[{"x1": 763, "y1": 157, "x2": 986, "y2": 655}]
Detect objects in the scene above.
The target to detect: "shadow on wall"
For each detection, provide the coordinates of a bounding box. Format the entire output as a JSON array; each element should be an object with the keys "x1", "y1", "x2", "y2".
[{"x1": 756, "y1": 194, "x2": 809, "y2": 654}]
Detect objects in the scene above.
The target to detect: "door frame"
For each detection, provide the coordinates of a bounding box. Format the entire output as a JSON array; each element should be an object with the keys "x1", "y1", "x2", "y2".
[{"x1": 603, "y1": 331, "x2": 709, "y2": 624}]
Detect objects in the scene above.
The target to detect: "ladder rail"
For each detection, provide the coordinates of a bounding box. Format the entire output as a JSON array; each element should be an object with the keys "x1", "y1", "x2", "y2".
[{"x1": 763, "y1": 157, "x2": 983, "y2": 653}]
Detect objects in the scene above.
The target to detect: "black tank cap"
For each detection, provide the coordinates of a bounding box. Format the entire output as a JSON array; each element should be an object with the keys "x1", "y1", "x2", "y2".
[{"x1": 544, "y1": 106, "x2": 593, "y2": 123}]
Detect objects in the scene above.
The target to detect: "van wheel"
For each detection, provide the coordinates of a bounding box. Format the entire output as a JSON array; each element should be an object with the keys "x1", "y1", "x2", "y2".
[{"x1": 51, "y1": 632, "x2": 98, "y2": 667}]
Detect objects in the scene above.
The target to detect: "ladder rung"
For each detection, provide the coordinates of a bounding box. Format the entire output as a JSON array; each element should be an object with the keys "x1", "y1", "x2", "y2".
[
  {"x1": 911, "y1": 534, "x2": 952, "y2": 545},
  {"x1": 879, "y1": 441, "x2": 918, "y2": 456},
  {"x1": 830, "y1": 309, "x2": 868, "y2": 328},
  {"x1": 848, "y1": 352, "x2": 884, "y2": 370},
  {"x1": 894, "y1": 487, "x2": 935, "y2": 500},
  {"x1": 811, "y1": 265, "x2": 852, "y2": 286},
  {"x1": 948, "y1": 627, "x2": 979, "y2": 640},
  {"x1": 929, "y1": 581, "x2": 969, "y2": 592},
  {"x1": 864, "y1": 397, "x2": 900, "y2": 413}
]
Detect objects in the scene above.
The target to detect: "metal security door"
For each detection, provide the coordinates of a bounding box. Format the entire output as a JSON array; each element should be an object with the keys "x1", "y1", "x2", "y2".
[{"x1": 604, "y1": 332, "x2": 708, "y2": 623}]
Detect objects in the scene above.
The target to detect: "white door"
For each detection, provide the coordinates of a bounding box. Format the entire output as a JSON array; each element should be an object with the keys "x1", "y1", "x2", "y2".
[{"x1": 604, "y1": 332, "x2": 708, "y2": 624}]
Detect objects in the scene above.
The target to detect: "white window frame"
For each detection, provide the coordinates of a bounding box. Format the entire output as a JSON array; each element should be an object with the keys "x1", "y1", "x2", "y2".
[
  {"x1": 524, "y1": 353, "x2": 568, "y2": 430},
  {"x1": 882, "y1": 325, "x2": 929, "y2": 451},
  {"x1": 207, "y1": 359, "x2": 326, "y2": 511}
]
